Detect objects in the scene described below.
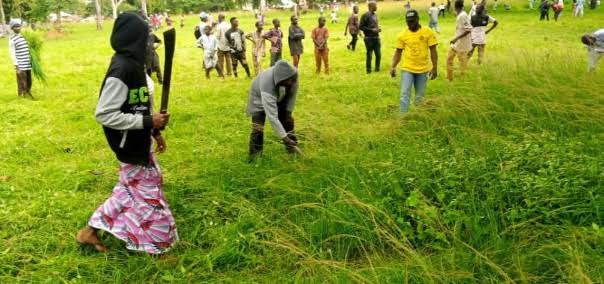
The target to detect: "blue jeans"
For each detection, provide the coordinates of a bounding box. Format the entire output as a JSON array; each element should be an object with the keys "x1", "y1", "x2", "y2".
[
  {"x1": 429, "y1": 20, "x2": 440, "y2": 33},
  {"x1": 400, "y1": 71, "x2": 428, "y2": 113}
]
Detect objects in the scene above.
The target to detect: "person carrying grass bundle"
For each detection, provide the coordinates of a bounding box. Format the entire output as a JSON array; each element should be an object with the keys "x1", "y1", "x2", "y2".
[
  {"x1": 77, "y1": 12, "x2": 178, "y2": 255},
  {"x1": 581, "y1": 29, "x2": 604, "y2": 72},
  {"x1": 247, "y1": 60, "x2": 299, "y2": 160},
  {"x1": 390, "y1": 10, "x2": 438, "y2": 113},
  {"x1": 447, "y1": 0, "x2": 472, "y2": 81},
  {"x1": 8, "y1": 19, "x2": 33, "y2": 98}
]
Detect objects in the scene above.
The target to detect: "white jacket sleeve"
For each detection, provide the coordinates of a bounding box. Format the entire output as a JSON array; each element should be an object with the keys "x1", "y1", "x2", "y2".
[
  {"x1": 8, "y1": 38, "x2": 17, "y2": 67},
  {"x1": 95, "y1": 77, "x2": 145, "y2": 130},
  {"x1": 260, "y1": 91, "x2": 287, "y2": 138}
]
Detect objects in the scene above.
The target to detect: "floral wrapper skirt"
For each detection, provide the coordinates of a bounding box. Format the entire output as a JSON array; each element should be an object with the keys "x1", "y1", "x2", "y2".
[{"x1": 88, "y1": 155, "x2": 178, "y2": 254}]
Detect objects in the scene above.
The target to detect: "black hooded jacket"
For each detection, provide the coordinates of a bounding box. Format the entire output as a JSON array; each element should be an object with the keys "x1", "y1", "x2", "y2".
[{"x1": 96, "y1": 12, "x2": 155, "y2": 166}]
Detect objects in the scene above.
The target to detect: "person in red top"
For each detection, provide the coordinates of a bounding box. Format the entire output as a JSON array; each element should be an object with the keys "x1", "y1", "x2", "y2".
[
  {"x1": 552, "y1": 1, "x2": 564, "y2": 21},
  {"x1": 312, "y1": 17, "x2": 330, "y2": 74}
]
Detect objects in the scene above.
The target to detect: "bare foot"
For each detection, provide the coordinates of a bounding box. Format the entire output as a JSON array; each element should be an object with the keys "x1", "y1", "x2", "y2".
[{"x1": 76, "y1": 226, "x2": 108, "y2": 252}]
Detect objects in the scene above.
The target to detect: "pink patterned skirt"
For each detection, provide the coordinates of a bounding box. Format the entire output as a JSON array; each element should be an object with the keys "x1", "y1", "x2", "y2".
[{"x1": 88, "y1": 155, "x2": 178, "y2": 254}]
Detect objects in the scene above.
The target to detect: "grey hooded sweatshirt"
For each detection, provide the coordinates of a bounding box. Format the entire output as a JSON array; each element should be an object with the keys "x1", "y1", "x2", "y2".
[{"x1": 247, "y1": 60, "x2": 299, "y2": 138}]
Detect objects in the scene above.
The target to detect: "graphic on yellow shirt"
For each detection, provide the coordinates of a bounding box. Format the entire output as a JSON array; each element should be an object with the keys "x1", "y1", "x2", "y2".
[{"x1": 395, "y1": 27, "x2": 438, "y2": 73}]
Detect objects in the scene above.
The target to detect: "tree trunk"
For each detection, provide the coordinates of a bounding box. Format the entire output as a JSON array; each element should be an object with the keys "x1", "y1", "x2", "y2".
[
  {"x1": 56, "y1": 9, "x2": 62, "y2": 26},
  {"x1": 141, "y1": 0, "x2": 148, "y2": 18},
  {"x1": 0, "y1": 0, "x2": 6, "y2": 37},
  {"x1": 95, "y1": 0, "x2": 102, "y2": 30},
  {"x1": 112, "y1": 0, "x2": 124, "y2": 19},
  {"x1": 112, "y1": 1, "x2": 118, "y2": 19}
]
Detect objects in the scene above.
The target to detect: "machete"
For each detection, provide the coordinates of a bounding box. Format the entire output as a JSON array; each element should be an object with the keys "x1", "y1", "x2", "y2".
[{"x1": 160, "y1": 28, "x2": 176, "y2": 114}]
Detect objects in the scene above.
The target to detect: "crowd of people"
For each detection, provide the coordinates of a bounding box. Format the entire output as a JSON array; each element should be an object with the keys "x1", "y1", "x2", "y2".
[{"x1": 4, "y1": 0, "x2": 603, "y2": 258}]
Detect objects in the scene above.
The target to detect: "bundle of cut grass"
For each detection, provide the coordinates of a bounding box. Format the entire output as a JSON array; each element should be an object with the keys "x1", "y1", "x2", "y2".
[{"x1": 21, "y1": 30, "x2": 46, "y2": 83}]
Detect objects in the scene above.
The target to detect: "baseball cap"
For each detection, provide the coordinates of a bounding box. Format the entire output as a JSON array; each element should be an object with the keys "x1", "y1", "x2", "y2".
[{"x1": 405, "y1": 10, "x2": 419, "y2": 20}]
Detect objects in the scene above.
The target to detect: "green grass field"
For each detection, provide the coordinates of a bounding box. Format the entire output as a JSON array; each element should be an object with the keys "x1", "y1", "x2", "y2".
[{"x1": 1, "y1": 1, "x2": 603, "y2": 282}]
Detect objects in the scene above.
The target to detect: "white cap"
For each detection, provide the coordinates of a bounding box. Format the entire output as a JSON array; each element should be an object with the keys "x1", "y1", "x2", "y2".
[
  {"x1": 9, "y1": 18, "x2": 23, "y2": 28},
  {"x1": 199, "y1": 12, "x2": 208, "y2": 20}
]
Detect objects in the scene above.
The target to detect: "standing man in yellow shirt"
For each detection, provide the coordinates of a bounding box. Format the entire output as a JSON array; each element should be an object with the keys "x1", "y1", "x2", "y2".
[{"x1": 390, "y1": 10, "x2": 438, "y2": 113}]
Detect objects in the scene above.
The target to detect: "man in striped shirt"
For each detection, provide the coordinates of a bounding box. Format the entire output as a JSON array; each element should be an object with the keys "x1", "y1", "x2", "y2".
[{"x1": 8, "y1": 19, "x2": 33, "y2": 98}]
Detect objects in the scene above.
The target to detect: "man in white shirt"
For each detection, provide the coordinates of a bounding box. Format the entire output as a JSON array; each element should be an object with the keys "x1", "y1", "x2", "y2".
[
  {"x1": 582, "y1": 29, "x2": 604, "y2": 72},
  {"x1": 438, "y1": 3, "x2": 447, "y2": 16},
  {"x1": 575, "y1": 0, "x2": 585, "y2": 16},
  {"x1": 447, "y1": 0, "x2": 472, "y2": 81},
  {"x1": 215, "y1": 13, "x2": 233, "y2": 76},
  {"x1": 468, "y1": 4, "x2": 498, "y2": 65},
  {"x1": 428, "y1": 2, "x2": 441, "y2": 33}
]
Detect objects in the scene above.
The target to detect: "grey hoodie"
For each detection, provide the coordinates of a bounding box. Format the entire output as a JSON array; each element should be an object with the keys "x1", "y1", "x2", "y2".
[{"x1": 247, "y1": 60, "x2": 299, "y2": 138}]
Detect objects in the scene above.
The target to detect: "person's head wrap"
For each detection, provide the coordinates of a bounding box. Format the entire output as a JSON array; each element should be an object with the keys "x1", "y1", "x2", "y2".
[{"x1": 9, "y1": 19, "x2": 23, "y2": 28}]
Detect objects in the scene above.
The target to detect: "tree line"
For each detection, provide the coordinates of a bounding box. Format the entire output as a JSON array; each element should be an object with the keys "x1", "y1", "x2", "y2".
[{"x1": 0, "y1": 0, "x2": 361, "y2": 34}]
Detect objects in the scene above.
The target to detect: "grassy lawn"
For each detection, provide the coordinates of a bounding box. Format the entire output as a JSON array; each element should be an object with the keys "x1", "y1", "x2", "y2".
[{"x1": 0, "y1": 1, "x2": 603, "y2": 282}]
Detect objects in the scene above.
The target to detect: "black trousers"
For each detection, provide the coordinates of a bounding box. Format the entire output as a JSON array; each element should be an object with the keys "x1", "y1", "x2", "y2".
[
  {"x1": 270, "y1": 51, "x2": 282, "y2": 66},
  {"x1": 16, "y1": 70, "x2": 32, "y2": 96},
  {"x1": 249, "y1": 109, "x2": 296, "y2": 155},
  {"x1": 231, "y1": 51, "x2": 251, "y2": 78},
  {"x1": 349, "y1": 34, "x2": 358, "y2": 51},
  {"x1": 540, "y1": 10, "x2": 549, "y2": 20},
  {"x1": 364, "y1": 37, "x2": 381, "y2": 73}
]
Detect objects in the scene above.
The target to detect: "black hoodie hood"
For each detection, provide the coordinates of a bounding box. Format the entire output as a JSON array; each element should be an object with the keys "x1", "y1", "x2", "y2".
[{"x1": 111, "y1": 12, "x2": 149, "y2": 64}]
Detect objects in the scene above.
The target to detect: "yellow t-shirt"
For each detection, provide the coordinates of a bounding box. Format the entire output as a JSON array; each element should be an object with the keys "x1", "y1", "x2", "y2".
[{"x1": 395, "y1": 27, "x2": 438, "y2": 73}]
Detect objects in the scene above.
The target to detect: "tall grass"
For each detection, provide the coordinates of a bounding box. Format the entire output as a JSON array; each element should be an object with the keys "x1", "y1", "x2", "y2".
[
  {"x1": 21, "y1": 30, "x2": 46, "y2": 83},
  {"x1": 0, "y1": 1, "x2": 603, "y2": 283}
]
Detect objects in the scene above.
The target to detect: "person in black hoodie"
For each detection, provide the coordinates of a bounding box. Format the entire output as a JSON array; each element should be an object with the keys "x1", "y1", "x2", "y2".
[{"x1": 77, "y1": 12, "x2": 178, "y2": 255}]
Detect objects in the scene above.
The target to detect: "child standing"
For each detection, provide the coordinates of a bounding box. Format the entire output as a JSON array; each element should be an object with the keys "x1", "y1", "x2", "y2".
[
  {"x1": 311, "y1": 17, "x2": 330, "y2": 74},
  {"x1": 246, "y1": 21, "x2": 266, "y2": 76},
  {"x1": 197, "y1": 25, "x2": 224, "y2": 79},
  {"x1": 263, "y1": 19, "x2": 283, "y2": 66}
]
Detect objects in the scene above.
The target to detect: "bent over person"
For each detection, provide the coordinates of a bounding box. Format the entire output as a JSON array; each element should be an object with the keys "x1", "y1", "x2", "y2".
[
  {"x1": 582, "y1": 29, "x2": 604, "y2": 72},
  {"x1": 77, "y1": 12, "x2": 178, "y2": 255},
  {"x1": 247, "y1": 60, "x2": 299, "y2": 159}
]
